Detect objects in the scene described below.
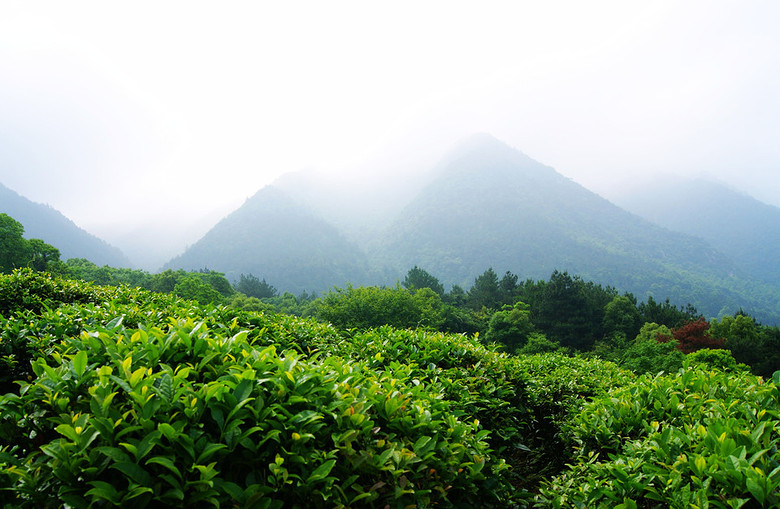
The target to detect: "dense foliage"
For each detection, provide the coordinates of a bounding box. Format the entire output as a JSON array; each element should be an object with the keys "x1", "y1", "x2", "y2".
[
  {"x1": 542, "y1": 366, "x2": 780, "y2": 507},
  {"x1": 0, "y1": 270, "x2": 779, "y2": 507},
  {"x1": 0, "y1": 214, "x2": 63, "y2": 274}
]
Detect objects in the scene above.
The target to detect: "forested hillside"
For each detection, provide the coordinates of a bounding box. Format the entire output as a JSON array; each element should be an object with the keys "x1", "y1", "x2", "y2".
[
  {"x1": 370, "y1": 135, "x2": 780, "y2": 324},
  {"x1": 165, "y1": 135, "x2": 780, "y2": 324},
  {"x1": 0, "y1": 183, "x2": 130, "y2": 267},
  {"x1": 164, "y1": 186, "x2": 375, "y2": 295},
  {"x1": 613, "y1": 178, "x2": 780, "y2": 287}
]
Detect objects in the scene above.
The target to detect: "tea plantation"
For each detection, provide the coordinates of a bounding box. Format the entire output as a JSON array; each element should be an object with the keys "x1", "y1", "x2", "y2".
[{"x1": 0, "y1": 270, "x2": 778, "y2": 507}]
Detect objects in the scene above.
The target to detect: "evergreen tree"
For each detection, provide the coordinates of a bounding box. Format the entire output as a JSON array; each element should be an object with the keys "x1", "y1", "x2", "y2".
[
  {"x1": 402, "y1": 266, "x2": 444, "y2": 295},
  {"x1": 467, "y1": 268, "x2": 501, "y2": 310}
]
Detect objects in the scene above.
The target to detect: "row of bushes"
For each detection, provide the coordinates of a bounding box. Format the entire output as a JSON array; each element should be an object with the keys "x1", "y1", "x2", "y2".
[{"x1": 0, "y1": 270, "x2": 778, "y2": 507}]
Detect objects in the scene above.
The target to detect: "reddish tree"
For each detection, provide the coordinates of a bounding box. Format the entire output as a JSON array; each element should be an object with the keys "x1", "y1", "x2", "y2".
[{"x1": 658, "y1": 318, "x2": 726, "y2": 354}]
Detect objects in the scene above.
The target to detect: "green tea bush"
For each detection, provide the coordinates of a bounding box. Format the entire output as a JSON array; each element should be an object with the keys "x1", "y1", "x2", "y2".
[
  {"x1": 0, "y1": 272, "x2": 511, "y2": 507},
  {"x1": 316, "y1": 326, "x2": 633, "y2": 493},
  {"x1": 540, "y1": 366, "x2": 780, "y2": 507}
]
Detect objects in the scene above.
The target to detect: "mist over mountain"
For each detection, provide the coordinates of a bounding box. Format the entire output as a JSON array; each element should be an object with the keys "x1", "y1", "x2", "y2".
[
  {"x1": 368, "y1": 135, "x2": 780, "y2": 321},
  {"x1": 163, "y1": 186, "x2": 374, "y2": 295},
  {"x1": 611, "y1": 178, "x2": 780, "y2": 287},
  {"x1": 163, "y1": 134, "x2": 780, "y2": 324},
  {"x1": 0, "y1": 183, "x2": 130, "y2": 267}
]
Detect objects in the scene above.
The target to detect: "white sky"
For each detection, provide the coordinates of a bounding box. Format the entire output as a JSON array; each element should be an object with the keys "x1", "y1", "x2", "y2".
[{"x1": 2, "y1": 1, "x2": 779, "y2": 265}]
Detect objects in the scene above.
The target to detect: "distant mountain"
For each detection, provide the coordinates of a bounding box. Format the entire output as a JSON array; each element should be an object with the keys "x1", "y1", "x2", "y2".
[
  {"x1": 369, "y1": 134, "x2": 780, "y2": 323},
  {"x1": 161, "y1": 135, "x2": 780, "y2": 324},
  {"x1": 0, "y1": 183, "x2": 131, "y2": 267},
  {"x1": 611, "y1": 178, "x2": 780, "y2": 287},
  {"x1": 164, "y1": 186, "x2": 375, "y2": 295}
]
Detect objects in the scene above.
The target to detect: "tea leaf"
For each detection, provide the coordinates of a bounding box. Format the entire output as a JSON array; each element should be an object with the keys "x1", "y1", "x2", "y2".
[{"x1": 308, "y1": 459, "x2": 336, "y2": 482}]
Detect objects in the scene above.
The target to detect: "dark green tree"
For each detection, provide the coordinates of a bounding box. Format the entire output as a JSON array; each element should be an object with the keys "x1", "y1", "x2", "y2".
[
  {"x1": 602, "y1": 295, "x2": 641, "y2": 341},
  {"x1": 498, "y1": 271, "x2": 519, "y2": 305},
  {"x1": 27, "y1": 238, "x2": 61, "y2": 272},
  {"x1": 485, "y1": 301, "x2": 534, "y2": 351},
  {"x1": 467, "y1": 268, "x2": 501, "y2": 310},
  {"x1": 173, "y1": 274, "x2": 223, "y2": 305},
  {"x1": 0, "y1": 214, "x2": 30, "y2": 273},
  {"x1": 234, "y1": 273, "x2": 278, "y2": 299},
  {"x1": 316, "y1": 285, "x2": 444, "y2": 331},
  {"x1": 532, "y1": 271, "x2": 605, "y2": 350},
  {"x1": 638, "y1": 296, "x2": 700, "y2": 328},
  {"x1": 149, "y1": 270, "x2": 184, "y2": 293},
  {"x1": 402, "y1": 266, "x2": 444, "y2": 296},
  {"x1": 200, "y1": 271, "x2": 234, "y2": 298}
]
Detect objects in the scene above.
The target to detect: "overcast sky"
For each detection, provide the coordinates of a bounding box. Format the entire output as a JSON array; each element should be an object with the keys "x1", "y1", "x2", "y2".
[{"x1": 2, "y1": 1, "x2": 779, "y2": 262}]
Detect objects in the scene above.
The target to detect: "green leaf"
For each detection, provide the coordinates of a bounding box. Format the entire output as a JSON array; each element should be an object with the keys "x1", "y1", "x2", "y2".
[
  {"x1": 86, "y1": 481, "x2": 122, "y2": 504},
  {"x1": 158, "y1": 422, "x2": 177, "y2": 440},
  {"x1": 111, "y1": 461, "x2": 153, "y2": 486},
  {"x1": 156, "y1": 373, "x2": 173, "y2": 404},
  {"x1": 55, "y1": 424, "x2": 79, "y2": 442},
  {"x1": 72, "y1": 350, "x2": 88, "y2": 377},
  {"x1": 196, "y1": 442, "x2": 227, "y2": 464},
  {"x1": 233, "y1": 378, "x2": 253, "y2": 403},
  {"x1": 106, "y1": 315, "x2": 124, "y2": 330},
  {"x1": 746, "y1": 477, "x2": 765, "y2": 504},
  {"x1": 308, "y1": 459, "x2": 336, "y2": 482},
  {"x1": 147, "y1": 455, "x2": 182, "y2": 479},
  {"x1": 123, "y1": 485, "x2": 154, "y2": 501}
]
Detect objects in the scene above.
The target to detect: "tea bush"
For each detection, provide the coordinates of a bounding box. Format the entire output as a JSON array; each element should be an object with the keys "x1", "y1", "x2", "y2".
[
  {"x1": 0, "y1": 271, "x2": 512, "y2": 507},
  {"x1": 540, "y1": 367, "x2": 780, "y2": 507}
]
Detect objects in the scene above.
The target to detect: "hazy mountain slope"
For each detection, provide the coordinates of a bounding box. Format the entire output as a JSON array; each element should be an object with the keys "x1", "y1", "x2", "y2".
[
  {"x1": 611, "y1": 178, "x2": 780, "y2": 287},
  {"x1": 0, "y1": 183, "x2": 131, "y2": 267},
  {"x1": 272, "y1": 168, "x2": 436, "y2": 248},
  {"x1": 164, "y1": 186, "x2": 374, "y2": 295},
  {"x1": 370, "y1": 134, "x2": 780, "y2": 323}
]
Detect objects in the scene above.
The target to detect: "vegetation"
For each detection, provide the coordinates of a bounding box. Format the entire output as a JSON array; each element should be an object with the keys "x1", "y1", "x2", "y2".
[
  {"x1": 0, "y1": 184, "x2": 129, "y2": 267},
  {"x1": 3, "y1": 202, "x2": 780, "y2": 506},
  {"x1": 0, "y1": 268, "x2": 778, "y2": 507}
]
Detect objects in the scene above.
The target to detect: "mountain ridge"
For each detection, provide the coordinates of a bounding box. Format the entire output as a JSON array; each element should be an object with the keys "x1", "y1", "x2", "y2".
[
  {"x1": 164, "y1": 134, "x2": 780, "y2": 324},
  {"x1": 0, "y1": 183, "x2": 131, "y2": 267}
]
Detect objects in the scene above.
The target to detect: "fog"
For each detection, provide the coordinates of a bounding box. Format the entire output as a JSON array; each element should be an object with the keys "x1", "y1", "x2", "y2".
[{"x1": 2, "y1": 1, "x2": 779, "y2": 269}]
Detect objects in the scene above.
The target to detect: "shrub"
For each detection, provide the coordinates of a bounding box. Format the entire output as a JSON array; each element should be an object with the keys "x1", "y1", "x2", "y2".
[{"x1": 540, "y1": 367, "x2": 780, "y2": 507}]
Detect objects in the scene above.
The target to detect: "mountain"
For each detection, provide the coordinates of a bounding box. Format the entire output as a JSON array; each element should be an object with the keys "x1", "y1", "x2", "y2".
[
  {"x1": 0, "y1": 183, "x2": 130, "y2": 267},
  {"x1": 161, "y1": 134, "x2": 780, "y2": 324},
  {"x1": 369, "y1": 134, "x2": 780, "y2": 323},
  {"x1": 610, "y1": 178, "x2": 780, "y2": 287},
  {"x1": 164, "y1": 186, "x2": 375, "y2": 295}
]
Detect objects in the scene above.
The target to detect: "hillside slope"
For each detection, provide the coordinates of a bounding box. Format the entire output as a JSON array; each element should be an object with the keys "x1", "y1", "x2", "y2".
[
  {"x1": 370, "y1": 134, "x2": 779, "y2": 322},
  {"x1": 164, "y1": 185, "x2": 374, "y2": 294},
  {"x1": 0, "y1": 183, "x2": 130, "y2": 267},
  {"x1": 612, "y1": 178, "x2": 780, "y2": 287}
]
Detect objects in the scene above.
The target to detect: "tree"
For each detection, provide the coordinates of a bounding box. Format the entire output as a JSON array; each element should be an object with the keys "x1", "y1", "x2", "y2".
[
  {"x1": 517, "y1": 333, "x2": 560, "y2": 355},
  {"x1": 638, "y1": 296, "x2": 700, "y2": 328},
  {"x1": 27, "y1": 238, "x2": 61, "y2": 272},
  {"x1": 532, "y1": 271, "x2": 604, "y2": 350},
  {"x1": 173, "y1": 274, "x2": 223, "y2": 305},
  {"x1": 402, "y1": 266, "x2": 444, "y2": 296},
  {"x1": 316, "y1": 285, "x2": 444, "y2": 331},
  {"x1": 485, "y1": 301, "x2": 534, "y2": 351},
  {"x1": 710, "y1": 314, "x2": 780, "y2": 377},
  {"x1": 660, "y1": 318, "x2": 725, "y2": 355},
  {"x1": 234, "y1": 273, "x2": 278, "y2": 299},
  {"x1": 467, "y1": 268, "x2": 501, "y2": 310},
  {"x1": 149, "y1": 270, "x2": 184, "y2": 293},
  {"x1": 498, "y1": 271, "x2": 519, "y2": 305},
  {"x1": 0, "y1": 214, "x2": 30, "y2": 273},
  {"x1": 602, "y1": 295, "x2": 641, "y2": 341}
]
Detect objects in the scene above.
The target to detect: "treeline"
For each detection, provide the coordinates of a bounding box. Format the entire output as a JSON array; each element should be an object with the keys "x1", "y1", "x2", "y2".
[
  {"x1": 247, "y1": 265, "x2": 779, "y2": 378},
  {"x1": 0, "y1": 214, "x2": 62, "y2": 273}
]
